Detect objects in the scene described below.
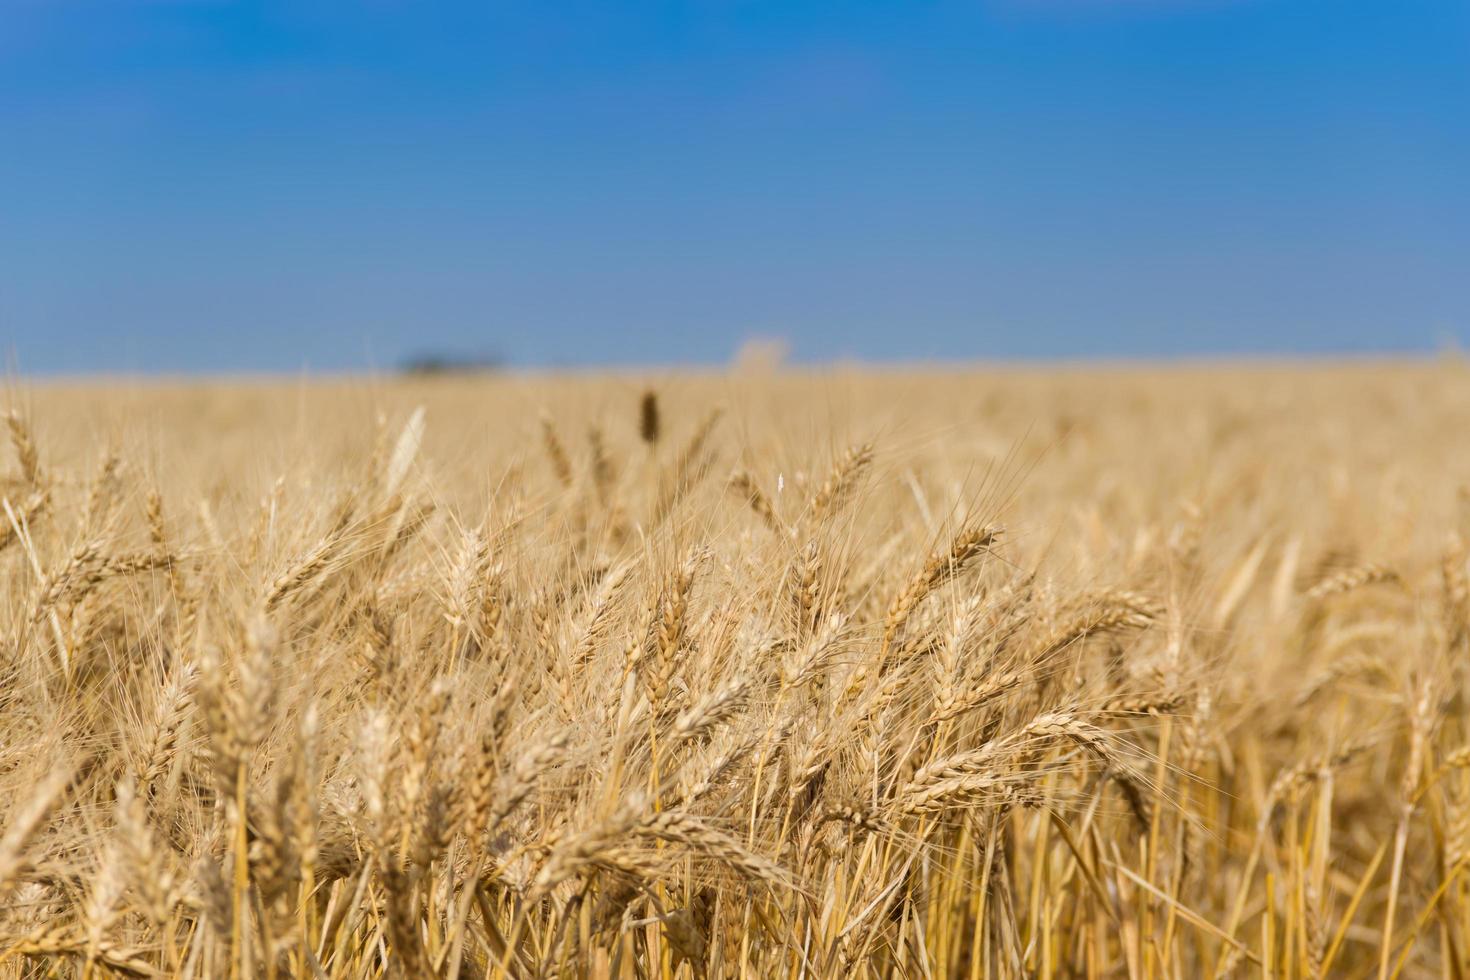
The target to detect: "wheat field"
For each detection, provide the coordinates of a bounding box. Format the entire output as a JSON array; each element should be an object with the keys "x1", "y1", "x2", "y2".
[{"x1": 2, "y1": 362, "x2": 1468, "y2": 978}]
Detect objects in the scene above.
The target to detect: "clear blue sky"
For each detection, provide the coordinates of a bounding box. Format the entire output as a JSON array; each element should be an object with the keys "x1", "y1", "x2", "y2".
[{"x1": 2, "y1": 1, "x2": 1467, "y2": 373}]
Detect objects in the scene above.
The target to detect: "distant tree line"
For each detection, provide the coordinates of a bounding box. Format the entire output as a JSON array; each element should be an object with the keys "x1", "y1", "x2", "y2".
[{"x1": 397, "y1": 352, "x2": 504, "y2": 375}]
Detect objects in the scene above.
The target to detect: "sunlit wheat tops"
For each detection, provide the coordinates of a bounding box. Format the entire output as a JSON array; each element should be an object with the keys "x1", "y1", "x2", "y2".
[{"x1": 2, "y1": 363, "x2": 1470, "y2": 978}]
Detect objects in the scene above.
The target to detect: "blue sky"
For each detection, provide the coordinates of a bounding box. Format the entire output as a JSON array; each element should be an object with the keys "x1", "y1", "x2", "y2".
[{"x1": 1, "y1": 0, "x2": 1467, "y2": 373}]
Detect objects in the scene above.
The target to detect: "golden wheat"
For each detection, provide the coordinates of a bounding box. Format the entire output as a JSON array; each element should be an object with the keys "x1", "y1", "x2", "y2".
[{"x1": 2, "y1": 363, "x2": 1470, "y2": 977}]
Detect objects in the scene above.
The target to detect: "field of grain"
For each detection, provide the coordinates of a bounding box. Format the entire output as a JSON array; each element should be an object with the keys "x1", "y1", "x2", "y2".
[{"x1": 3, "y1": 363, "x2": 1469, "y2": 978}]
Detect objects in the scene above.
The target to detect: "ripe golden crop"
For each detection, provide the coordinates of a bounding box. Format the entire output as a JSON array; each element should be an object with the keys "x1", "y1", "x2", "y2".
[{"x1": 2, "y1": 362, "x2": 1467, "y2": 977}]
